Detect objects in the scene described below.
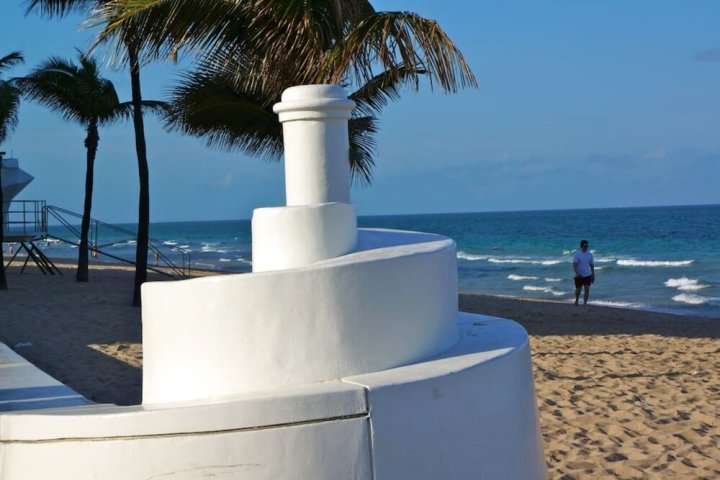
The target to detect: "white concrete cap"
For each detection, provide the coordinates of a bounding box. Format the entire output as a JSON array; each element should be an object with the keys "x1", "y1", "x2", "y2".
[
  {"x1": 273, "y1": 85, "x2": 356, "y2": 122},
  {"x1": 273, "y1": 84, "x2": 354, "y2": 205}
]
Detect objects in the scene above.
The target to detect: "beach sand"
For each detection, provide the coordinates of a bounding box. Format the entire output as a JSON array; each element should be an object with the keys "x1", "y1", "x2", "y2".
[{"x1": 1, "y1": 262, "x2": 718, "y2": 479}]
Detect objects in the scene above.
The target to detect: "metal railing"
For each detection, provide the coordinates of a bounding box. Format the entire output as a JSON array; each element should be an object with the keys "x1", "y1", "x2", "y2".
[
  {"x1": 2, "y1": 201, "x2": 191, "y2": 277},
  {"x1": 44, "y1": 205, "x2": 192, "y2": 277},
  {"x1": 2, "y1": 200, "x2": 47, "y2": 239}
]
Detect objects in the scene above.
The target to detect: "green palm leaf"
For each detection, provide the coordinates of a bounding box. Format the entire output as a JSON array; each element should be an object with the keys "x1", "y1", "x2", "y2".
[
  {"x1": 165, "y1": 69, "x2": 283, "y2": 158},
  {"x1": 24, "y1": 0, "x2": 97, "y2": 17},
  {"x1": 93, "y1": 0, "x2": 476, "y2": 182},
  {"x1": 0, "y1": 51, "x2": 24, "y2": 143},
  {"x1": 322, "y1": 11, "x2": 477, "y2": 92}
]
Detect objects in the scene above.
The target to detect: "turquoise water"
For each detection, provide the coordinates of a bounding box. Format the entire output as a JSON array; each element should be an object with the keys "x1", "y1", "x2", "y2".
[{"x1": 39, "y1": 204, "x2": 719, "y2": 318}]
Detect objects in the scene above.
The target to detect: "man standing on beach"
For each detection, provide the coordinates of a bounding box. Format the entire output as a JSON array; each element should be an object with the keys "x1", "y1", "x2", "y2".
[{"x1": 573, "y1": 239, "x2": 595, "y2": 305}]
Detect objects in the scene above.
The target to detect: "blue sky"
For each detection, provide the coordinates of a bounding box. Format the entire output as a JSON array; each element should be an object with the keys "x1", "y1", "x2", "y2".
[{"x1": 1, "y1": 0, "x2": 719, "y2": 223}]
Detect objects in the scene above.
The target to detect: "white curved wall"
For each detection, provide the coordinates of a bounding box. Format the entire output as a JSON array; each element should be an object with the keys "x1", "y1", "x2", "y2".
[
  {"x1": 141, "y1": 229, "x2": 459, "y2": 404},
  {"x1": 252, "y1": 202, "x2": 357, "y2": 272},
  {"x1": 0, "y1": 315, "x2": 546, "y2": 480}
]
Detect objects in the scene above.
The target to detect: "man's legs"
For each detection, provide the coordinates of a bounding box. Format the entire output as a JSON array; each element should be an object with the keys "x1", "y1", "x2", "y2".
[
  {"x1": 575, "y1": 287, "x2": 581, "y2": 305},
  {"x1": 583, "y1": 284, "x2": 590, "y2": 305}
]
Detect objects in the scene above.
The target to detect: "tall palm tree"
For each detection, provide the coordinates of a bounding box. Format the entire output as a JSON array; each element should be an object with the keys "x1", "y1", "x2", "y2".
[
  {"x1": 17, "y1": 52, "x2": 164, "y2": 282},
  {"x1": 26, "y1": 0, "x2": 157, "y2": 306},
  {"x1": 96, "y1": 0, "x2": 477, "y2": 183},
  {"x1": 0, "y1": 51, "x2": 25, "y2": 291}
]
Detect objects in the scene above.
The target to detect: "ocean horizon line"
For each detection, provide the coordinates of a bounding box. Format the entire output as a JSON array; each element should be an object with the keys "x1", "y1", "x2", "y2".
[{"x1": 53, "y1": 201, "x2": 718, "y2": 228}]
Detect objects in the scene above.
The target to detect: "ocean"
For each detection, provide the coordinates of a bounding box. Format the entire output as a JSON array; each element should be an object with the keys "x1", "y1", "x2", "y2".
[{"x1": 33, "y1": 204, "x2": 720, "y2": 319}]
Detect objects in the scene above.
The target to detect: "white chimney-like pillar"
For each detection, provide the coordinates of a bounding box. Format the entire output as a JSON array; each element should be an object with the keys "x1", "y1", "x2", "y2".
[
  {"x1": 273, "y1": 84, "x2": 355, "y2": 206},
  {"x1": 251, "y1": 85, "x2": 358, "y2": 272}
]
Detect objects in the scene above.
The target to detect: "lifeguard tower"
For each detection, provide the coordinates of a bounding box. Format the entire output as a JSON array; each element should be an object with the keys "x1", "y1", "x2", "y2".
[
  {"x1": 0, "y1": 152, "x2": 58, "y2": 274},
  {"x1": 1, "y1": 152, "x2": 191, "y2": 277}
]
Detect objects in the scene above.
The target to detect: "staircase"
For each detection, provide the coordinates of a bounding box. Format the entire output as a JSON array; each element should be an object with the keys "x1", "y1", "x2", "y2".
[{"x1": 41, "y1": 205, "x2": 191, "y2": 277}]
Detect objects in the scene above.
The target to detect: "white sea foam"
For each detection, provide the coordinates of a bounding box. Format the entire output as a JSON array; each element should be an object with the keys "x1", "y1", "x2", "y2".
[
  {"x1": 672, "y1": 294, "x2": 709, "y2": 305},
  {"x1": 522, "y1": 285, "x2": 566, "y2": 296},
  {"x1": 545, "y1": 278, "x2": 563, "y2": 282},
  {"x1": 201, "y1": 246, "x2": 229, "y2": 253},
  {"x1": 163, "y1": 240, "x2": 178, "y2": 246},
  {"x1": 664, "y1": 277, "x2": 709, "y2": 291},
  {"x1": 456, "y1": 251, "x2": 489, "y2": 261},
  {"x1": 617, "y1": 259, "x2": 693, "y2": 267},
  {"x1": 489, "y1": 257, "x2": 562, "y2": 266},
  {"x1": 594, "y1": 257, "x2": 616, "y2": 264},
  {"x1": 508, "y1": 274, "x2": 538, "y2": 281},
  {"x1": 219, "y1": 258, "x2": 232, "y2": 263},
  {"x1": 590, "y1": 300, "x2": 647, "y2": 309}
]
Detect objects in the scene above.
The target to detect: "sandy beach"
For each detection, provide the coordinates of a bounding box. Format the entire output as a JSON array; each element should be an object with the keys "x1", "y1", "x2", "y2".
[{"x1": 1, "y1": 262, "x2": 718, "y2": 479}]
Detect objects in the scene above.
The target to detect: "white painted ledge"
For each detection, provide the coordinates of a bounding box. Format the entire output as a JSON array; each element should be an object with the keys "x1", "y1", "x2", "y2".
[
  {"x1": 0, "y1": 344, "x2": 91, "y2": 412},
  {"x1": 0, "y1": 380, "x2": 366, "y2": 441},
  {"x1": 0, "y1": 314, "x2": 546, "y2": 480}
]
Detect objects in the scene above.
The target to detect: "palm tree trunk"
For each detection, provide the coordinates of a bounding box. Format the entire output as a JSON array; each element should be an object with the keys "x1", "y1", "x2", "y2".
[
  {"x1": 129, "y1": 46, "x2": 150, "y2": 307},
  {"x1": 0, "y1": 165, "x2": 7, "y2": 290},
  {"x1": 77, "y1": 122, "x2": 99, "y2": 282}
]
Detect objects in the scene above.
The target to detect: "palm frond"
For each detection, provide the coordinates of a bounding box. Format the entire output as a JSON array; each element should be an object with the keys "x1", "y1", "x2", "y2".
[
  {"x1": 0, "y1": 51, "x2": 24, "y2": 143},
  {"x1": 0, "y1": 82, "x2": 23, "y2": 142},
  {"x1": 164, "y1": 70, "x2": 283, "y2": 158},
  {"x1": 16, "y1": 52, "x2": 132, "y2": 127},
  {"x1": 348, "y1": 115, "x2": 377, "y2": 185},
  {"x1": 24, "y1": 0, "x2": 97, "y2": 17},
  {"x1": 109, "y1": 99, "x2": 168, "y2": 124},
  {"x1": 321, "y1": 11, "x2": 477, "y2": 93},
  {"x1": 0, "y1": 52, "x2": 25, "y2": 74},
  {"x1": 87, "y1": 1, "x2": 476, "y2": 183},
  {"x1": 165, "y1": 66, "x2": 378, "y2": 182},
  {"x1": 349, "y1": 64, "x2": 427, "y2": 117},
  {"x1": 92, "y1": 0, "x2": 250, "y2": 65}
]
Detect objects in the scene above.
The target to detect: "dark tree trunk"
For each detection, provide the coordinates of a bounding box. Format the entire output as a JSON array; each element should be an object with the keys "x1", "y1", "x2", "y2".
[
  {"x1": 76, "y1": 122, "x2": 99, "y2": 282},
  {"x1": 129, "y1": 47, "x2": 150, "y2": 307},
  {"x1": 0, "y1": 164, "x2": 7, "y2": 290}
]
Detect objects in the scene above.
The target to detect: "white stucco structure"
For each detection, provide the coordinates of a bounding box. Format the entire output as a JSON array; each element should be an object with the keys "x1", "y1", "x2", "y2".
[
  {"x1": 0, "y1": 85, "x2": 547, "y2": 479},
  {"x1": 1, "y1": 156, "x2": 34, "y2": 227}
]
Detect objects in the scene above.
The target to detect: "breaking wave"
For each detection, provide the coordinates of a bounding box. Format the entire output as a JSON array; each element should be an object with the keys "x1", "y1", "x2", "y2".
[
  {"x1": 522, "y1": 285, "x2": 566, "y2": 296},
  {"x1": 664, "y1": 277, "x2": 710, "y2": 291},
  {"x1": 617, "y1": 259, "x2": 693, "y2": 267},
  {"x1": 590, "y1": 300, "x2": 648, "y2": 309},
  {"x1": 672, "y1": 294, "x2": 711, "y2": 305},
  {"x1": 508, "y1": 274, "x2": 538, "y2": 281},
  {"x1": 489, "y1": 257, "x2": 563, "y2": 266},
  {"x1": 456, "y1": 251, "x2": 489, "y2": 261}
]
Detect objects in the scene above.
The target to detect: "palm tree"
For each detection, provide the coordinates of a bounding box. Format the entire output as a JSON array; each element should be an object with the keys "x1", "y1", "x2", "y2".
[
  {"x1": 27, "y1": 0, "x2": 157, "y2": 306},
  {"x1": 16, "y1": 52, "x2": 164, "y2": 282},
  {"x1": 0, "y1": 51, "x2": 25, "y2": 291},
  {"x1": 96, "y1": 0, "x2": 477, "y2": 183}
]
